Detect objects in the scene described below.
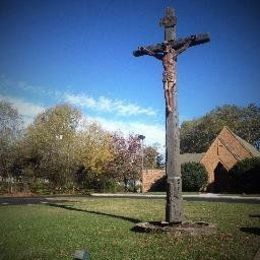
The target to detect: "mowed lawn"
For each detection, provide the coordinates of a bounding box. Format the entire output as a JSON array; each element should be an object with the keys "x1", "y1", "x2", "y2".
[{"x1": 0, "y1": 198, "x2": 259, "y2": 260}]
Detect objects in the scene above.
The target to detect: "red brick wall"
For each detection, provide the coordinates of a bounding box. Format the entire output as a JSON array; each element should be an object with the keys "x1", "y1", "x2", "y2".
[{"x1": 142, "y1": 169, "x2": 165, "y2": 192}]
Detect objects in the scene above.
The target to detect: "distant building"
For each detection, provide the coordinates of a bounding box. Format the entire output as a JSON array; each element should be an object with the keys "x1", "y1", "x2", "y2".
[
  {"x1": 142, "y1": 126, "x2": 260, "y2": 192},
  {"x1": 142, "y1": 153, "x2": 204, "y2": 192},
  {"x1": 201, "y1": 126, "x2": 260, "y2": 192}
]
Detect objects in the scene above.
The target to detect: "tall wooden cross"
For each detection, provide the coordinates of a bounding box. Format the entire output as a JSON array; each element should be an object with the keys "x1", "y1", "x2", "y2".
[{"x1": 133, "y1": 7, "x2": 210, "y2": 224}]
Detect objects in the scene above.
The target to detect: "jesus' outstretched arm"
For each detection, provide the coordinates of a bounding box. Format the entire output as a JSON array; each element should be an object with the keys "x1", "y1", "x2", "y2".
[
  {"x1": 139, "y1": 47, "x2": 164, "y2": 60},
  {"x1": 176, "y1": 35, "x2": 196, "y2": 56}
]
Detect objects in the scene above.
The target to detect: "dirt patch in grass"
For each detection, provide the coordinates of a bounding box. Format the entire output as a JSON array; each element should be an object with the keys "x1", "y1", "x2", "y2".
[{"x1": 133, "y1": 221, "x2": 216, "y2": 236}]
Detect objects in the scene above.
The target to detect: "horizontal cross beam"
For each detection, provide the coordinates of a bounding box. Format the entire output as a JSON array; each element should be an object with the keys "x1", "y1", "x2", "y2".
[{"x1": 133, "y1": 33, "x2": 210, "y2": 57}]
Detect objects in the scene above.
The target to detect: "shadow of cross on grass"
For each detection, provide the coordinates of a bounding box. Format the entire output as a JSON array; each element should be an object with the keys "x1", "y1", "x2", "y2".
[
  {"x1": 239, "y1": 214, "x2": 260, "y2": 236},
  {"x1": 240, "y1": 227, "x2": 260, "y2": 236},
  {"x1": 47, "y1": 203, "x2": 141, "y2": 224}
]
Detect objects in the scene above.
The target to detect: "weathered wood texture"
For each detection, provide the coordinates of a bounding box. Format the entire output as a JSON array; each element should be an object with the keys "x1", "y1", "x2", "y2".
[
  {"x1": 162, "y1": 7, "x2": 183, "y2": 224},
  {"x1": 133, "y1": 34, "x2": 210, "y2": 57},
  {"x1": 165, "y1": 83, "x2": 183, "y2": 223}
]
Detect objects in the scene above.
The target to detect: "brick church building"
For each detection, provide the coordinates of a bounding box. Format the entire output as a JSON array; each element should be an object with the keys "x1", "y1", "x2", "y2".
[{"x1": 142, "y1": 126, "x2": 260, "y2": 192}]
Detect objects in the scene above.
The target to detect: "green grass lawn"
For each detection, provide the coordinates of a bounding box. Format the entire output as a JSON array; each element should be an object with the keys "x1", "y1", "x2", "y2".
[{"x1": 0, "y1": 198, "x2": 259, "y2": 260}]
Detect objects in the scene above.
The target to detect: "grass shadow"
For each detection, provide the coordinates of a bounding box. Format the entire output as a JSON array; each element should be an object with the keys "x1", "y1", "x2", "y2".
[
  {"x1": 0, "y1": 197, "x2": 73, "y2": 206},
  {"x1": 249, "y1": 214, "x2": 260, "y2": 218},
  {"x1": 240, "y1": 227, "x2": 260, "y2": 236},
  {"x1": 47, "y1": 203, "x2": 141, "y2": 224}
]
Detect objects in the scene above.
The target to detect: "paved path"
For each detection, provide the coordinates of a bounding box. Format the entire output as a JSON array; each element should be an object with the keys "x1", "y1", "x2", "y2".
[
  {"x1": 91, "y1": 193, "x2": 260, "y2": 204},
  {"x1": 0, "y1": 193, "x2": 259, "y2": 205},
  {"x1": 0, "y1": 196, "x2": 72, "y2": 206}
]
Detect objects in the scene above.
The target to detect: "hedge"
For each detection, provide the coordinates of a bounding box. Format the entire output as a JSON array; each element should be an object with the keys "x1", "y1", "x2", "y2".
[
  {"x1": 229, "y1": 157, "x2": 260, "y2": 193},
  {"x1": 181, "y1": 162, "x2": 208, "y2": 192}
]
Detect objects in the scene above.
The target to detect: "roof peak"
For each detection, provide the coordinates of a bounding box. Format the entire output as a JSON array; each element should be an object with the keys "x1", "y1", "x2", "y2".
[{"x1": 219, "y1": 126, "x2": 260, "y2": 157}]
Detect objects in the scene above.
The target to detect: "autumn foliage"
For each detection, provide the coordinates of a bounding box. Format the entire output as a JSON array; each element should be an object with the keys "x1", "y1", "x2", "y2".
[
  {"x1": 1, "y1": 101, "x2": 259, "y2": 194},
  {"x1": 0, "y1": 102, "x2": 148, "y2": 193}
]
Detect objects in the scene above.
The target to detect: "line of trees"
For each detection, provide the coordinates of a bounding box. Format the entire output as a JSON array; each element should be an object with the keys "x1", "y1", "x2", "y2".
[
  {"x1": 180, "y1": 104, "x2": 260, "y2": 153},
  {"x1": 1, "y1": 101, "x2": 259, "y2": 194},
  {"x1": 0, "y1": 101, "x2": 23, "y2": 192},
  {"x1": 0, "y1": 101, "x2": 161, "y2": 194}
]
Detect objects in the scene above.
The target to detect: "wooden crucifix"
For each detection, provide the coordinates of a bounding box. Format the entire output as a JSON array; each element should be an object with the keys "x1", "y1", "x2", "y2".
[{"x1": 133, "y1": 7, "x2": 210, "y2": 224}]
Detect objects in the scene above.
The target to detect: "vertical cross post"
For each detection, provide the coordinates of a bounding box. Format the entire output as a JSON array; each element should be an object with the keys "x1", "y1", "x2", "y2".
[
  {"x1": 160, "y1": 7, "x2": 182, "y2": 224},
  {"x1": 133, "y1": 7, "x2": 210, "y2": 225}
]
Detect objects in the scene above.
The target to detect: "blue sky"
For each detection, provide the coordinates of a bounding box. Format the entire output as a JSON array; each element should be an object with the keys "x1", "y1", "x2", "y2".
[{"x1": 0, "y1": 0, "x2": 260, "y2": 149}]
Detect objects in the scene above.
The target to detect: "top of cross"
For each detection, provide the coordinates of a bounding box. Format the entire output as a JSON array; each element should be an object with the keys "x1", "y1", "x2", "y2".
[
  {"x1": 159, "y1": 7, "x2": 177, "y2": 28},
  {"x1": 133, "y1": 7, "x2": 210, "y2": 57},
  {"x1": 160, "y1": 7, "x2": 177, "y2": 41}
]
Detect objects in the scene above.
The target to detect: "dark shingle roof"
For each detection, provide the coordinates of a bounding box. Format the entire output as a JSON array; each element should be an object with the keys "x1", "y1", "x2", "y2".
[{"x1": 180, "y1": 153, "x2": 205, "y2": 164}]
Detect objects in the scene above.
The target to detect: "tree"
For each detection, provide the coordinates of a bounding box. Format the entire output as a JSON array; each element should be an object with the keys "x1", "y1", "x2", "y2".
[
  {"x1": 77, "y1": 122, "x2": 112, "y2": 175},
  {"x1": 0, "y1": 101, "x2": 23, "y2": 192},
  {"x1": 235, "y1": 104, "x2": 260, "y2": 147},
  {"x1": 180, "y1": 104, "x2": 260, "y2": 153},
  {"x1": 108, "y1": 133, "x2": 142, "y2": 191},
  {"x1": 23, "y1": 104, "x2": 81, "y2": 190},
  {"x1": 75, "y1": 122, "x2": 113, "y2": 190},
  {"x1": 156, "y1": 154, "x2": 164, "y2": 168},
  {"x1": 143, "y1": 145, "x2": 159, "y2": 169}
]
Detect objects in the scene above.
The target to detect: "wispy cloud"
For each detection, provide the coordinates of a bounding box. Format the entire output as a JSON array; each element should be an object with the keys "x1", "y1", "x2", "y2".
[
  {"x1": 0, "y1": 75, "x2": 62, "y2": 100},
  {"x1": 0, "y1": 76, "x2": 157, "y2": 117},
  {"x1": 0, "y1": 94, "x2": 45, "y2": 125},
  {"x1": 64, "y1": 93, "x2": 157, "y2": 117},
  {"x1": 0, "y1": 91, "x2": 164, "y2": 151},
  {"x1": 87, "y1": 115, "x2": 165, "y2": 152},
  {"x1": 17, "y1": 80, "x2": 62, "y2": 99}
]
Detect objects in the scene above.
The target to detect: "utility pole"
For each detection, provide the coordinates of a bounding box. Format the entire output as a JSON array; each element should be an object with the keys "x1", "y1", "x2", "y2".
[
  {"x1": 133, "y1": 7, "x2": 209, "y2": 224},
  {"x1": 138, "y1": 134, "x2": 145, "y2": 193}
]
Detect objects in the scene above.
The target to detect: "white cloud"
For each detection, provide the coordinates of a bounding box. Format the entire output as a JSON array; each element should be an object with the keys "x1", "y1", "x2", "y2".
[
  {"x1": 87, "y1": 115, "x2": 165, "y2": 153},
  {"x1": 0, "y1": 94, "x2": 45, "y2": 125},
  {"x1": 64, "y1": 93, "x2": 96, "y2": 108},
  {"x1": 0, "y1": 75, "x2": 63, "y2": 101},
  {"x1": 64, "y1": 93, "x2": 157, "y2": 117},
  {"x1": 0, "y1": 75, "x2": 157, "y2": 117}
]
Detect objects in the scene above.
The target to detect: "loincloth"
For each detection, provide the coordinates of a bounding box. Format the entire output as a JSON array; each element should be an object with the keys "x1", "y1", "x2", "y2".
[{"x1": 163, "y1": 72, "x2": 175, "y2": 82}]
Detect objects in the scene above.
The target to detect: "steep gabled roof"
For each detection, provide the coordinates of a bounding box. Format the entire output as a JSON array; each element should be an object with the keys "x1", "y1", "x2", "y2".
[
  {"x1": 200, "y1": 126, "x2": 260, "y2": 166},
  {"x1": 233, "y1": 134, "x2": 260, "y2": 157},
  {"x1": 221, "y1": 126, "x2": 260, "y2": 158}
]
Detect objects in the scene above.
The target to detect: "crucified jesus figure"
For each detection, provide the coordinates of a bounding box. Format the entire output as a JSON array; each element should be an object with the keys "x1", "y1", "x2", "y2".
[{"x1": 140, "y1": 36, "x2": 195, "y2": 112}]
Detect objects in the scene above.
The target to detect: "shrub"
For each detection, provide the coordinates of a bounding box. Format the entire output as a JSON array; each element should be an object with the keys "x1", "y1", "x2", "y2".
[
  {"x1": 29, "y1": 180, "x2": 53, "y2": 195},
  {"x1": 181, "y1": 162, "x2": 208, "y2": 192},
  {"x1": 0, "y1": 182, "x2": 9, "y2": 194},
  {"x1": 82, "y1": 174, "x2": 124, "y2": 193},
  {"x1": 229, "y1": 157, "x2": 260, "y2": 194},
  {"x1": 101, "y1": 179, "x2": 124, "y2": 193}
]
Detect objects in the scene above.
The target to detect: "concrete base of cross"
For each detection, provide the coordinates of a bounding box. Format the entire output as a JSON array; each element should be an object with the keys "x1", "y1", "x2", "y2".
[{"x1": 132, "y1": 221, "x2": 216, "y2": 236}]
